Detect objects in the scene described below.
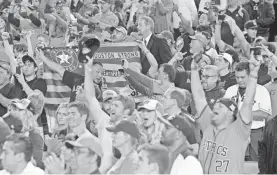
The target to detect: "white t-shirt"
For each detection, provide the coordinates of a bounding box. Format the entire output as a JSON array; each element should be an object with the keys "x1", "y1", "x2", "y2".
[
  {"x1": 0, "y1": 162, "x2": 44, "y2": 175},
  {"x1": 171, "y1": 154, "x2": 203, "y2": 175},
  {"x1": 224, "y1": 84, "x2": 272, "y2": 129}
]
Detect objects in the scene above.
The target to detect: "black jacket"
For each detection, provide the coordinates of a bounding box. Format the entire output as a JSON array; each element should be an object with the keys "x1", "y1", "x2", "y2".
[
  {"x1": 258, "y1": 116, "x2": 277, "y2": 174},
  {"x1": 141, "y1": 34, "x2": 172, "y2": 74}
]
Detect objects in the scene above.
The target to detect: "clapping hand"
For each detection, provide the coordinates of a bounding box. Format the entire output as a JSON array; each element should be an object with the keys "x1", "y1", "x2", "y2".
[
  {"x1": 135, "y1": 40, "x2": 148, "y2": 53},
  {"x1": 44, "y1": 153, "x2": 65, "y2": 174}
]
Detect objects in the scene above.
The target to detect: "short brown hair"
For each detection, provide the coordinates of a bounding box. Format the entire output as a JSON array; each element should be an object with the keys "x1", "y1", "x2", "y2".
[
  {"x1": 139, "y1": 144, "x2": 170, "y2": 174},
  {"x1": 112, "y1": 95, "x2": 135, "y2": 115},
  {"x1": 68, "y1": 102, "x2": 90, "y2": 120},
  {"x1": 6, "y1": 134, "x2": 33, "y2": 162}
]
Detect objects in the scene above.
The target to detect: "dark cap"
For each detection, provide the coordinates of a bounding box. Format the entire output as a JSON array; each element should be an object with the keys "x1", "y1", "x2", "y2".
[
  {"x1": 106, "y1": 120, "x2": 141, "y2": 140},
  {"x1": 3, "y1": 115, "x2": 23, "y2": 133},
  {"x1": 159, "y1": 114, "x2": 195, "y2": 139},
  {"x1": 244, "y1": 20, "x2": 258, "y2": 29},
  {"x1": 217, "y1": 98, "x2": 238, "y2": 116},
  {"x1": 22, "y1": 55, "x2": 37, "y2": 67}
]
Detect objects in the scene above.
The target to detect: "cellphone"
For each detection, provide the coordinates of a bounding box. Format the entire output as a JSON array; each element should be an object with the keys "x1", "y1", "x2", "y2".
[
  {"x1": 16, "y1": 66, "x2": 21, "y2": 74},
  {"x1": 250, "y1": 47, "x2": 262, "y2": 56},
  {"x1": 218, "y1": 14, "x2": 225, "y2": 21}
]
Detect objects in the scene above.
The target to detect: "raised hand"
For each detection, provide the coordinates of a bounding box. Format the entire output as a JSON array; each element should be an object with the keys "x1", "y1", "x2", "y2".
[
  {"x1": 44, "y1": 153, "x2": 65, "y2": 174},
  {"x1": 249, "y1": 51, "x2": 261, "y2": 74}
]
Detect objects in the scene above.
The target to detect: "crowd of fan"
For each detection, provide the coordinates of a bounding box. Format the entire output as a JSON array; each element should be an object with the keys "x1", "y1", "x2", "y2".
[{"x1": 0, "y1": 0, "x2": 276, "y2": 174}]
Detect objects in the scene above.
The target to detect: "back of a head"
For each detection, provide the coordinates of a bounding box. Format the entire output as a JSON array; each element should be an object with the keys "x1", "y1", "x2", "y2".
[
  {"x1": 161, "y1": 64, "x2": 176, "y2": 83},
  {"x1": 6, "y1": 134, "x2": 33, "y2": 162},
  {"x1": 140, "y1": 144, "x2": 170, "y2": 174},
  {"x1": 235, "y1": 61, "x2": 250, "y2": 74},
  {"x1": 166, "y1": 88, "x2": 192, "y2": 109},
  {"x1": 112, "y1": 95, "x2": 135, "y2": 115}
]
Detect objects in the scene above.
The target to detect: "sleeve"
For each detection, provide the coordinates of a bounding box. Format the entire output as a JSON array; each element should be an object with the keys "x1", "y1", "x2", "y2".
[
  {"x1": 233, "y1": 112, "x2": 252, "y2": 140},
  {"x1": 257, "y1": 3, "x2": 275, "y2": 26},
  {"x1": 29, "y1": 130, "x2": 44, "y2": 169},
  {"x1": 223, "y1": 86, "x2": 236, "y2": 99},
  {"x1": 186, "y1": 0, "x2": 198, "y2": 27},
  {"x1": 256, "y1": 87, "x2": 272, "y2": 115},
  {"x1": 62, "y1": 70, "x2": 84, "y2": 89},
  {"x1": 195, "y1": 104, "x2": 213, "y2": 131},
  {"x1": 8, "y1": 13, "x2": 20, "y2": 27},
  {"x1": 258, "y1": 123, "x2": 268, "y2": 174},
  {"x1": 33, "y1": 79, "x2": 47, "y2": 96},
  {"x1": 157, "y1": 38, "x2": 173, "y2": 64},
  {"x1": 126, "y1": 74, "x2": 154, "y2": 96},
  {"x1": 28, "y1": 13, "x2": 41, "y2": 27}
]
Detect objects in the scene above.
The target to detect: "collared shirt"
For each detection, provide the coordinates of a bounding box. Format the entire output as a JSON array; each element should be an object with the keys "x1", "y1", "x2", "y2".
[
  {"x1": 144, "y1": 33, "x2": 152, "y2": 46},
  {"x1": 224, "y1": 84, "x2": 272, "y2": 129}
]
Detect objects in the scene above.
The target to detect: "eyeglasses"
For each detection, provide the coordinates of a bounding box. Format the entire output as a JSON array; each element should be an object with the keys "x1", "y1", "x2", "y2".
[{"x1": 201, "y1": 74, "x2": 216, "y2": 79}]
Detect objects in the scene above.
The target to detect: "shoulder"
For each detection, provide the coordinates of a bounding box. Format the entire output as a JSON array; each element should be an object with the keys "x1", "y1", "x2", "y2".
[
  {"x1": 256, "y1": 84, "x2": 270, "y2": 94},
  {"x1": 226, "y1": 84, "x2": 238, "y2": 92}
]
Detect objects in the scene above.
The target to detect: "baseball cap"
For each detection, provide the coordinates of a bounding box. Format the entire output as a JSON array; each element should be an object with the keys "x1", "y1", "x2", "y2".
[
  {"x1": 66, "y1": 134, "x2": 103, "y2": 157},
  {"x1": 219, "y1": 53, "x2": 233, "y2": 65},
  {"x1": 160, "y1": 31, "x2": 174, "y2": 43},
  {"x1": 10, "y1": 99, "x2": 31, "y2": 110},
  {"x1": 3, "y1": 114, "x2": 23, "y2": 133},
  {"x1": 103, "y1": 90, "x2": 117, "y2": 102},
  {"x1": 217, "y1": 98, "x2": 238, "y2": 116},
  {"x1": 244, "y1": 20, "x2": 258, "y2": 29},
  {"x1": 225, "y1": 48, "x2": 239, "y2": 63},
  {"x1": 158, "y1": 114, "x2": 195, "y2": 139},
  {"x1": 22, "y1": 55, "x2": 37, "y2": 67},
  {"x1": 137, "y1": 99, "x2": 164, "y2": 116},
  {"x1": 110, "y1": 26, "x2": 127, "y2": 37},
  {"x1": 106, "y1": 120, "x2": 141, "y2": 140},
  {"x1": 189, "y1": 33, "x2": 209, "y2": 46}
]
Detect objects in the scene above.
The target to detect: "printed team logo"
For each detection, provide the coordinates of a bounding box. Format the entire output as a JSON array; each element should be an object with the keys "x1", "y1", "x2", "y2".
[
  {"x1": 44, "y1": 48, "x2": 80, "y2": 73},
  {"x1": 55, "y1": 50, "x2": 79, "y2": 72}
]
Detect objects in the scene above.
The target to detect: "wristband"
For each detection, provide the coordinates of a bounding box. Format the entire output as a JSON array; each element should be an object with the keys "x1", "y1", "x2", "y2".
[{"x1": 249, "y1": 74, "x2": 258, "y2": 79}]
